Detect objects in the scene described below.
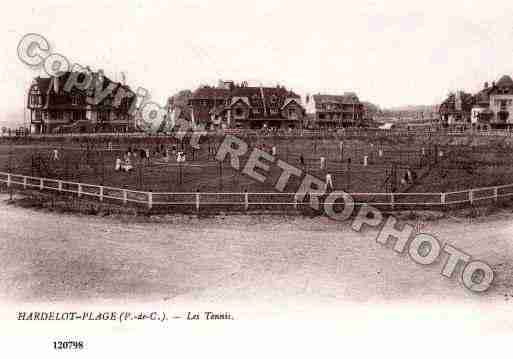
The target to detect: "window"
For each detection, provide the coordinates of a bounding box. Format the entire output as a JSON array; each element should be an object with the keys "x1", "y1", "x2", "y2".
[
  {"x1": 98, "y1": 111, "x2": 109, "y2": 122},
  {"x1": 34, "y1": 110, "x2": 42, "y2": 122},
  {"x1": 270, "y1": 95, "x2": 277, "y2": 104},
  {"x1": 73, "y1": 111, "x2": 84, "y2": 122},
  {"x1": 72, "y1": 94, "x2": 80, "y2": 106},
  {"x1": 235, "y1": 108, "x2": 244, "y2": 117},
  {"x1": 30, "y1": 86, "x2": 42, "y2": 107}
]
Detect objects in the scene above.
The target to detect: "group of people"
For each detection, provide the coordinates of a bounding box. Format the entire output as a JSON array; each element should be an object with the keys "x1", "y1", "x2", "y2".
[
  {"x1": 115, "y1": 145, "x2": 188, "y2": 173},
  {"x1": 401, "y1": 169, "x2": 417, "y2": 185},
  {"x1": 115, "y1": 151, "x2": 134, "y2": 172}
]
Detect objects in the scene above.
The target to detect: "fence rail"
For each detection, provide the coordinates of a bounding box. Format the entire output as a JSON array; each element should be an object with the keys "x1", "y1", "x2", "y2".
[
  {"x1": 4, "y1": 127, "x2": 513, "y2": 140},
  {"x1": 1, "y1": 171, "x2": 513, "y2": 213}
]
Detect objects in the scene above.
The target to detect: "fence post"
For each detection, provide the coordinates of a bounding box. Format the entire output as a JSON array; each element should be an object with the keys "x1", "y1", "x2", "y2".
[
  {"x1": 244, "y1": 190, "x2": 249, "y2": 211},
  {"x1": 441, "y1": 193, "x2": 446, "y2": 205},
  {"x1": 390, "y1": 193, "x2": 395, "y2": 210},
  {"x1": 58, "y1": 181, "x2": 63, "y2": 192},
  {"x1": 469, "y1": 190, "x2": 474, "y2": 205},
  {"x1": 7, "y1": 174, "x2": 11, "y2": 188},
  {"x1": 195, "y1": 189, "x2": 200, "y2": 212},
  {"x1": 493, "y1": 187, "x2": 498, "y2": 202},
  {"x1": 39, "y1": 178, "x2": 44, "y2": 190},
  {"x1": 23, "y1": 176, "x2": 27, "y2": 189},
  {"x1": 77, "y1": 184, "x2": 82, "y2": 197},
  {"x1": 99, "y1": 186, "x2": 104, "y2": 202},
  {"x1": 122, "y1": 189, "x2": 127, "y2": 205},
  {"x1": 293, "y1": 193, "x2": 298, "y2": 209},
  {"x1": 148, "y1": 191, "x2": 153, "y2": 209}
]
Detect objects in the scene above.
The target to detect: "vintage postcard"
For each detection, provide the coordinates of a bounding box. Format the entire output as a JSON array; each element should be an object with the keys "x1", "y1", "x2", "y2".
[{"x1": 1, "y1": 0, "x2": 513, "y2": 357}]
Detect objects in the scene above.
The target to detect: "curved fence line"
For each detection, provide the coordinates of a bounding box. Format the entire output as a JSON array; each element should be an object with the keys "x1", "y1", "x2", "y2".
[{"x1": 1, "y1": 171, "x2": 512, "y2": 212}]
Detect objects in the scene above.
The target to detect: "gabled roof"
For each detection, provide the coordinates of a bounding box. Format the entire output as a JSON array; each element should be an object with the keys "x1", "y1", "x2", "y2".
[
  {"x1": 32, "y1": 76, "x2": 52, "y2": 94},
  {"x1": 41, "y1": 70, "x2": 136, "y2": 109},
  {"x1": 229, "y1": 96, "x2": 251, "y2": 107},
  {"x1": 281, "y1": 97, "x2": 301, "y2": 109}
]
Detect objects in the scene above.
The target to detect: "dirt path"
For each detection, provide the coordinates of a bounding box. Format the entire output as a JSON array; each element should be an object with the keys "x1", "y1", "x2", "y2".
[{"x1": 1, "y1": 194, "x2": 513, "y2": 324}]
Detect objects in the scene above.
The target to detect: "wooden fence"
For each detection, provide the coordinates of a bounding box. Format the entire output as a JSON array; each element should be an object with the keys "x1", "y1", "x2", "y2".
[
  {"x1": 5, "y1": 127, "x2": 513, "y2": 140},
  {"x1": 2, "y1": 171, "x2": 513, "y2": 213}
]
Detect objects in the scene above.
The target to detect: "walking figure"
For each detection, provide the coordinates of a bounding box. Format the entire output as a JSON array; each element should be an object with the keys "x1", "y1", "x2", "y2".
[
  {"x1": 326, "y1": 173, "x2": 333, "y2": 191},
  {"x1": 52, "y1": 149, "x2": 59, "y2": 161}
]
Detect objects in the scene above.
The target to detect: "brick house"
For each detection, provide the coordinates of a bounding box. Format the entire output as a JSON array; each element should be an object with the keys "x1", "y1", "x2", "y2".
[
  {"x1": 189, "y1": 81, "x2": 305, "y2": 129},
  {"x1": 27, "y1": 69, "x2": 136, "y2": 134}
]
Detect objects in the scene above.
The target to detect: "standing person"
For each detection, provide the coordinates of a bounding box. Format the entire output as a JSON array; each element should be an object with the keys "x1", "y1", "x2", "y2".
[
  {"x1": 272, "y1": 145, "x2": 277, "y2": 156},
  {"x1": 300, "y1": 154, "x2": 305, "y2": 167},
  {"x1": 326, "y1": 172, "x2": 333, "y2": 191},
  {"x1": 401, "y1": 173, "x2": 408, "y2": 185},
  {"x1": 145, "y1": 148, "x2": 150, "y2": 164},
  {"x1": 320, "y1": 156, "x2": 326, "y2": 170},
  {"x1": 406, "y1": 169, "x2": 413, "y2": 183},
  {"x1": 52, "y1": 149, "x2": 59, "y2": 161},
  {"x1": 115, "y1": 157, "x2": 122, "y2": 171}
]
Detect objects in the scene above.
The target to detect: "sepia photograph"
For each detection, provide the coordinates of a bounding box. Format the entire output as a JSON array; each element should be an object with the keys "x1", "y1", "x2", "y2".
[{"x1": 1, "y1": 0, "x2": 513, "y2": 356}]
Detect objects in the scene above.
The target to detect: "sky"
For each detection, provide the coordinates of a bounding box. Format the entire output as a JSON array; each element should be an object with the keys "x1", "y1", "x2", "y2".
[{"x1": 2, "y1": 0, "x2": 513, "y2": 126}]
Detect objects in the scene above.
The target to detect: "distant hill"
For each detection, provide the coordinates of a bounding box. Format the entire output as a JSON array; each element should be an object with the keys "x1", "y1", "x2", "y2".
[
  {"x1": 383, "y1": 104, "x2": 439, "y2": 113},
  {"x1": 379, "y1": 104, "x2": 439, "y2": 122}
]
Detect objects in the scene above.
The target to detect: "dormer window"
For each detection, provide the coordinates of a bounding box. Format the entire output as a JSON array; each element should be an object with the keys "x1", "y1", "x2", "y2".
[
  {"x1": 270, "y1": 95, "x2": 278, "y2": 104},
  {"x1": 29, "y1": 85, "x2": 43, "y2": 107},
  {"x1": 72, "y1": 94, "x2": 80, "y2": 106}
]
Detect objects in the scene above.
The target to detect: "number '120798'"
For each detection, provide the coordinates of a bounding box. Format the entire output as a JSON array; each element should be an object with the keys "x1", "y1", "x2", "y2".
[{"x1": 53, "y1": 341, "x2": 84, "y2": 350}]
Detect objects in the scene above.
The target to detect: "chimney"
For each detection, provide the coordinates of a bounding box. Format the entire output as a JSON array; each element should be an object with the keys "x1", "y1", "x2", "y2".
[
  {"x1": 492, "y1": 81, "x2": 496, "y2": 87},
  {"x1": 484, "y1": 82, "x2": 489, "y2": 89},
  {"x1": 120, "y1": 72, "x2": 126, "y2": 86},
  {"x1": 98, "y1": 69, "x2": 104, "y2": 85},
  {"x1": 53, "y1": 75, "x2": 59, "y2": 93},
  {"x1": 455, "y1": 91, "x2": 462, "y2": 111}
]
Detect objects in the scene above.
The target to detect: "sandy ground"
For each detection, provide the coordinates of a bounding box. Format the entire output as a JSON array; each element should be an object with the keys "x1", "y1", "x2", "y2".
[{"x1": 1, "y1": 194, "x2": 513, "y2": 335}]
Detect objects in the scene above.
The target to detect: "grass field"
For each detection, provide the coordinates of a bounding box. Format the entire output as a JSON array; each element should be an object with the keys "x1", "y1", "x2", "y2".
[{"x1": 2, "y1": 134, "x2": 513, "y2": 196}]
